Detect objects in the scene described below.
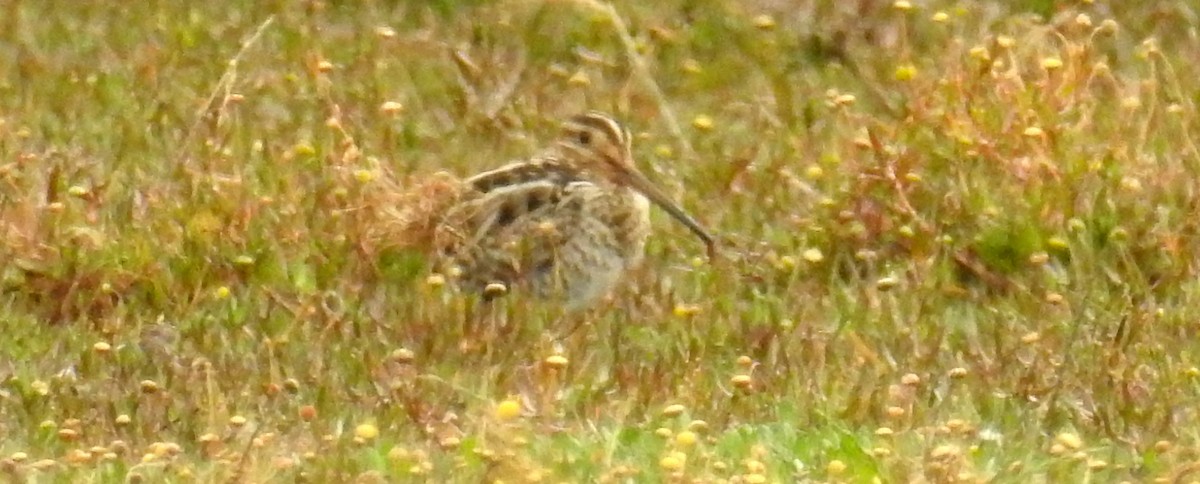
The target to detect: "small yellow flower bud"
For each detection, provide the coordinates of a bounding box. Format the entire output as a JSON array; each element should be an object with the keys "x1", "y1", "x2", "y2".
[
  {"x1": 496, "y1": 399, "x2": 521, "y2": 420},
  {"x1": 355, "y1": 423, "x2": 379, "y2": 440}
]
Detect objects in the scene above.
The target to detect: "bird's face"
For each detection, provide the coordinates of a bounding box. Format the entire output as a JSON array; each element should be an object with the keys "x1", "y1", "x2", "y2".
[
  {"x1": 556, "y1": 111, "x2": 716, "y2": 256},
  {"x1": 556, "y1": 111, "x2": 635, "y2": 182}
]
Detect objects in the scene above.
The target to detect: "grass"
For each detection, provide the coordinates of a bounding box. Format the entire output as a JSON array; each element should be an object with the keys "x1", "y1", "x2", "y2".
[{"x1": 3, "y1": 0, "x2": 1200, "y2": 482}]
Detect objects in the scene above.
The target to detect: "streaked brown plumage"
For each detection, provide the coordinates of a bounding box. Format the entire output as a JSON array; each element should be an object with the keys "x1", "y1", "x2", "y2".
[{"x1": 434, "y1": 111, "x2": 714, "y2": 309}]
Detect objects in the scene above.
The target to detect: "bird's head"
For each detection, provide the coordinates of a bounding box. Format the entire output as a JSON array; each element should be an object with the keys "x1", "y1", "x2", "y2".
[{"x1": 556, "y1": 111, "x2": 716, "y2": 258}]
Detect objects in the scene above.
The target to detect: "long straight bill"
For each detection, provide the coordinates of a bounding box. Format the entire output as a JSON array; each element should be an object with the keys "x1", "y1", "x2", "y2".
[{"x1": 623, "y1": 168, "x2": 717, "y2": 260}]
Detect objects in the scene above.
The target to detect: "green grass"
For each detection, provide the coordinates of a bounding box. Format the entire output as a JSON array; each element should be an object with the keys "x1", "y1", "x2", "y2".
[{"x1": 3, "y1": 0, "x2": 1200, "y2": 482}]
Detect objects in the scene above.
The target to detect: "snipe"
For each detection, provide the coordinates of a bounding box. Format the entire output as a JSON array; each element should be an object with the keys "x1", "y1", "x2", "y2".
[{"x1": 434, "y1": 111, "x2": 715, "y2": 309}]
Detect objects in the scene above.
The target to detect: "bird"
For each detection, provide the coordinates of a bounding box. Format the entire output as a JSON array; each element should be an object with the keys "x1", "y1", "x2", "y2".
[{"x1": 432, "y1": 111, "x2": 715, "y2": 310}]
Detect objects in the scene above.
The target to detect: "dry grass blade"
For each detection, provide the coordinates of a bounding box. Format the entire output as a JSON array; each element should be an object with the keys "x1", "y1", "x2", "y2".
[
  {"x1": 176, "y1": 15, "x2": 277, "y2": 168},
  {"x1": 571, "y1": 0, "x2": 694, "y2": 161},
  {"x1": 363, "y1": 170, "x2": 468, "y2": 257}
]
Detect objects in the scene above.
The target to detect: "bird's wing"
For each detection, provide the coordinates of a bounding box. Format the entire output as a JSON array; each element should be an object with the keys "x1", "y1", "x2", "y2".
[
  {"x1": 435, "y1": 177, "x2": 592, "y2": 292},
  {"x1": 464, "y1": 158, "x2": 579, "y2": 194}
]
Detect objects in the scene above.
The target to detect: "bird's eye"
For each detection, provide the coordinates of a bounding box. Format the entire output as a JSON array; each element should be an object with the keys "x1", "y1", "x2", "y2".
[{"x1": 577, "y1": 131, "x2": 591, "y2": 145}]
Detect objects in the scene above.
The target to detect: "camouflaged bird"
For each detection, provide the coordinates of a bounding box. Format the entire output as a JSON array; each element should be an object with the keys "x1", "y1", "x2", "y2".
[{"x1": 434, "y1": 111, "x2": 715, "y2": 309}]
